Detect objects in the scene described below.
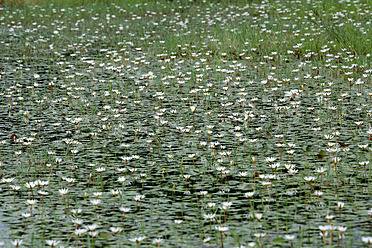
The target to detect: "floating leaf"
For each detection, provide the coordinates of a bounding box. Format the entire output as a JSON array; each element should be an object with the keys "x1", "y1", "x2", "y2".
[{"x1": 272, "y1": 237, "x2": 286, "y2": 243}]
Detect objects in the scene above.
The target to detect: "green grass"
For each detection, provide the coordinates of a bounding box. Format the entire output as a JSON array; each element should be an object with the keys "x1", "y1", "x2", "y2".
[{"x1": 2, "y1": 0, "x2": 372, "y2": 59}]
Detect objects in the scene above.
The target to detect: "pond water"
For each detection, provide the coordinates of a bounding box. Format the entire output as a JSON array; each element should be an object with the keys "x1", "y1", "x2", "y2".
[{"x1": 0, "y1": 1, "x2": 371, "y2": 247}]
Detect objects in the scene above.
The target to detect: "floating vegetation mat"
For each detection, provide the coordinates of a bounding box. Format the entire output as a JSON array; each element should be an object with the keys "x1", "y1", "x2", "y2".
[{"x1": 0, "y1": 0, "x2": 371, "y2": 247}]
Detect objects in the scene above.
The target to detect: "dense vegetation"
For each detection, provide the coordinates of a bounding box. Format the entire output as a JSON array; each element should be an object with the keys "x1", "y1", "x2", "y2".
[{"x1": 0, "y1": 0, "x2": 371, "y2": 247}]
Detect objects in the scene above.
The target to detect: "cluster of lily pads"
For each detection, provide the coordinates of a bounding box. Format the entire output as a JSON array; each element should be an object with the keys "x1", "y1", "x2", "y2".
[{"x1": 0, "y1": 0, "x2": 371, "y2": 247}]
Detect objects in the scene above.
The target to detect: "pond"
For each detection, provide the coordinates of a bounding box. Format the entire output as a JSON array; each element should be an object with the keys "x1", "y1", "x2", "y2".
[{"x1": 0, "y1": 0, "x2": 371, "y2": 247}]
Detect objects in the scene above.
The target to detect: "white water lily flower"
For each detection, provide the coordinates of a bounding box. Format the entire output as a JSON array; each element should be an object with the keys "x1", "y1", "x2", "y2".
[
  {"x1": 152, "y1": 238, "x2": 164, "y2": 245},
  {"x1": 215, "y1": 226, "x2": 229, "y2": 232},
  {"x1": 362, "y1": 237, "x2": 372, "y2": 244},
  {"x1": 284, "y1": 235, "x2": 296, "y2": 241},
  {"x1": 110, "y1": 227, "x2": 123, "y2": 234},
  {"x1": 129, "y1": 236, "x2": 146, "y2": 243},
  {"x1": 45, "y1": 240, "x2": 60, "y2": 247}
]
